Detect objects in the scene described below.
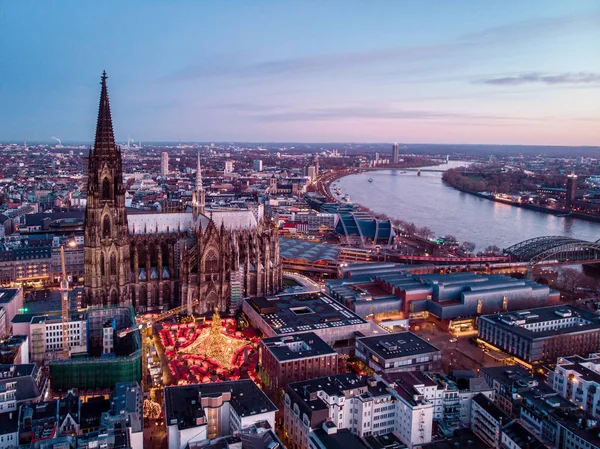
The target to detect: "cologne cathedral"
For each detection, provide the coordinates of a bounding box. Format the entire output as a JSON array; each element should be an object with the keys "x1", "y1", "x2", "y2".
[{"x1": 83, "y1": 72, "x2": 282, "y2": 313}]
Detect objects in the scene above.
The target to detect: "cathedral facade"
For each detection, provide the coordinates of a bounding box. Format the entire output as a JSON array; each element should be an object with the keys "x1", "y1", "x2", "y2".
[{"x1": 84, "y1": 72, "x2": 282, "y2": 313}]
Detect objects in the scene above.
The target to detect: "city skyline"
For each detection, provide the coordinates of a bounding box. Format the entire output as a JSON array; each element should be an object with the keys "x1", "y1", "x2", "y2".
[{"x1": 1, "y1": 1, "x2": 599, "y2": 145}]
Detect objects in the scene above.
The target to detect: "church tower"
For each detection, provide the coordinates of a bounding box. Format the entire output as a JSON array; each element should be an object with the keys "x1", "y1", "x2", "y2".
[
  {"x1": 84, "y1": 71, "x2": 131, "y2": 306},
  {"x1": 192, "y1": 150, "x2": 205, "y2": 220}
]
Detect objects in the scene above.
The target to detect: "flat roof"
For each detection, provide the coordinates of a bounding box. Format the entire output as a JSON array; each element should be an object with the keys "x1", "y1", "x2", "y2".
[
  {"x1": 246, "y1": 292, "x2": 367, "y2": 335},
  {"x1": 481, "y1": 305, "x2": 600, "y2": 339},
  {"x1": 0, "y1": 289, "x2": 19, "y2": 304},
  {"x1": 357, "y1": 331, "x2": 440, "y2": 361},
  {"x1": 165, "y1": 380, "x2": 277, "y2": 431},
  {"x1": 473, "y1": 393, "x2": 510, "y2": 423},
  {"x1": 261, "y1": 332, "x2": 336, "y2": 362},
  {"x1": 310, "y1": 428, "x2": 368, "y2": 449}
]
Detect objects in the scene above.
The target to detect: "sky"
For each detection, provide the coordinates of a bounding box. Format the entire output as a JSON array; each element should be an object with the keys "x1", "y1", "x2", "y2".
[{"x1": 1, "y1": 1, "x2": 599, "y2": 145}]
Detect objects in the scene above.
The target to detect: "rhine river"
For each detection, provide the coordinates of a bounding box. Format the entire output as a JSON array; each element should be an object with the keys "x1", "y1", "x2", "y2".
[{"x1": 336, "y1": 161, "x2": 600, "y2": 250}]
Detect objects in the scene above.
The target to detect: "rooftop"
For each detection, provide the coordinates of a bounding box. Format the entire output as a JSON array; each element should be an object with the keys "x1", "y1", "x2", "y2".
[
  {"x1": 261, "y1": 332, "x2": 336, "y2": 362},
  {"x1": 357, "y1": 331, "x2": 440, "y2": 361},
  {"x1": 0, "y1": 289, "x2": 19, "y2": 304},
  {"x1": 288, "y1": 373, "x2": 390, "y2": 419},
  {"x1": 501, "y1": 421, "x2": 545, "y2": 449},
  {"x1": 246, "y1": 292, "x2": 367, "y2": 335},
  {"x1": 164, "y1": 380, "x2": 277, "y2": 431},
  {"x1": 310, "y1": 428, "x2": 369, "y2": 449},
  {"x1": 473, "y1": 393, "x2": 510, "y2": 424},
  {"x1": 481, "y1": 305, "x2": 600, "y2": 339}
]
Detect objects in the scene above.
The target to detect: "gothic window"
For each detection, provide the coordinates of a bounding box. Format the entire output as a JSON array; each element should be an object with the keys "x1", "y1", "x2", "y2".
[
  {"x1": 139, "y1": 287, "x2": 147, "y2": 307},
  {"x1": 204, "y1": 250, "x2": 219, "y2": 273},
  {"x1": 103, "y1": 216, "x2": 111, "y2": 238},
  {"x1": 110, "y1": 253, "x2": 117, "y2": 276},
  {"x1": 102, "y1": 177, "x2": 110, "y2": 200},
  {"x1": 110, "y1": 290, "x2": 118, "y2": 306},
  {"x1": 100, "y1": 252, "x2": 105, "y2": 276}
]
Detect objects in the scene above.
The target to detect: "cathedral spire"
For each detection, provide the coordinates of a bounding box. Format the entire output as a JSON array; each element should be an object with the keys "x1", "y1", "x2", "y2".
[{"x1": 94, "y1": 71, "x2": 116, "y2": 153}]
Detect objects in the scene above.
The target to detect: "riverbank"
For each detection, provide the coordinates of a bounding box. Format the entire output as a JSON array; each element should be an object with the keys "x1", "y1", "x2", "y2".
[
  {"x1": 444, "y1": 183, "x2": 600, "y2": 226},
  {"x1": 322, "y1": 159, "x2": 442, "y2": 201}
]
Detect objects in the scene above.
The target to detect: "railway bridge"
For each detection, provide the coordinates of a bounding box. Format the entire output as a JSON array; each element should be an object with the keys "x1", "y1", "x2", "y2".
[{"x1": 504, "y1": 236, "x2": 600, "y2": 266}]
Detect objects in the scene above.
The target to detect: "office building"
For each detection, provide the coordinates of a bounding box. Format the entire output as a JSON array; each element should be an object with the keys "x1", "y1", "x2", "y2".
[
  {"x1": 243, "y1": 292, "x2": 370, "y2": 348},
  {"x1": 161, "y1": 151, "x2": 169, "y2": 177},
  {"x1": 165, "y1": 380, "x2": 277, "y2": 449},
  {"x1": 284, "y1": 373, "x2": 396, "y2": 449},
  {"x1": 259, "y1": 333, "x2": 338, "y2": 402},
  {"x1": 392, "y1": 143, "x2": 399, "y2": 165},
  {"x1": 478, "y1": 306, "x2": 600, "y2": 364},
  {"x1": 307, "y1": 166, "x2": 317, "y2": 181},
  {"x1": 224, "y1": 160, "x2": 234, "y2": 173},
  {"x1": 355, "y1": 332, "x2": 441, "y2": 374},
  {"x1": 254, "y1": 160, "x2": 263, "y2": 172}
]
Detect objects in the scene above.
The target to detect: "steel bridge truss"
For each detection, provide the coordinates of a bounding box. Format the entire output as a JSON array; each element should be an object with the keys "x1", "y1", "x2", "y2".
[{"x1": 504, "y1": 236, "x2": 600, "y2": 264}]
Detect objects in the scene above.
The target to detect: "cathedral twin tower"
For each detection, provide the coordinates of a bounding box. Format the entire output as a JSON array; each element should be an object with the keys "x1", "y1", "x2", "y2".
[{"x1": 83, "y1": 72, "x2": 282, "y2": 313}]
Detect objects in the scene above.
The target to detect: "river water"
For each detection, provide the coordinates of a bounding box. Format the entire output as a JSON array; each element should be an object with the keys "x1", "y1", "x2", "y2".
[{"x1": 335, "y1": 161, "x2": 600, "y2": 250}]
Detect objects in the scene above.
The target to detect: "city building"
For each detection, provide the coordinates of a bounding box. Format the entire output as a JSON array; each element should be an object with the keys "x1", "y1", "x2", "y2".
[
  {"x1": 161, "y1": 151, "x2": 169, "y2": 177},
  {"x1": 470, "y1": 393, "x2": 510, "y2": 448},
  {"x1": 481, "y1": 365, "x2": 538, "y2": 417},
  {"x1": 391, "y1": 143, "x2": 399, "y2": 165},
  {"x1": 307, "y1": 166, "x2": 317, "y2": 181},
  {"x1": 26, "y1": 313, "x2": 88, "y2": 362},
  {"x1": 164, "y1": 380, "x2": 277, "y2": 449},
  {"x1": 259, "y1": 332, "x2": 338, "y2": 408},
  {"x1": 500, "y1": 420, "x2": 545, "y2": 449},
  {"x1": 284, "y1": 374, "x2": 396, "y2": 449},
  {"x1": 254, "y1": 160, "x2": 263, "y2": 172},
  {"x1": 83, "y1": 72, "x2": 282, "y2": 312},
  {"x1": 336, "y1": 212, "x2": 395, "y2": 247},
  {"x1": 309, "y1": 424, "x2": 371, "y2": 449},
  {"x1": 0, "y1": 288, "x2": 23, "y2": 338},
  {"x1": 552, "y1": 354, "x2": 600, "y2": 419},
  {"x1": 243, "y1": 292, "x2": 371, "y2": 348},
  {"x1": 224, "y1": 160, "x2": 234, "y2": 174},
  {"x1": 355, "y1": 332, "x2": 441, "y2": 374},
  {"x1": 385, "y1": 373, "x2": 434, "y2": 448},
  {"x1": 0, "y1": 364, "x2": 48, "y2": 413},
  {"x1": 328, "y1": 266, "x2": 559, "y2": 325},
  {"x1": 187, "y1": 421, "x2": 284, "y2": 449},
  {"x1": 478, "y1": 306, "x2": 600, "y2": 364},
  {"x1": 0, "y1": 335, "x2": 29, "y2": 364},
  {"x1": 48, "y1": 307, "x2": 142, "y2": 392},
  {"x1": 555, "y1": 412, "x2": 600, "y2": 449}
]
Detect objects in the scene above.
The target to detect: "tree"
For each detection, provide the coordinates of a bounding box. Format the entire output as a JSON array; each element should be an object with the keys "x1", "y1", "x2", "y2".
[
  {"x1": 484, "y1": 245, "x2": 501, "y2": 255},
  {"x1": 461, "y1": 241, "x2": 476, "y2": 254},
  {"x1": 144, "y1": 399, "x2": 161, "y2": 420},
  {"x1": 417, "y1": 227, "x2": 435, "y2": 240}
]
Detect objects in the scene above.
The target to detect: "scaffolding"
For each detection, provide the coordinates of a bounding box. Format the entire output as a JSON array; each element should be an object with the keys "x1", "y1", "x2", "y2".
[{"x1": 50, "y1": 306, "x2": 142, "y2": 392}]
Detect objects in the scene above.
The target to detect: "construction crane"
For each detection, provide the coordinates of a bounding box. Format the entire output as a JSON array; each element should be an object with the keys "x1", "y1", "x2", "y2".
[
  {"x1": 60, "y1": 246, "x2": 70, "y2": 360},
  {"x1": 117, "y1": 298, "x2": 200, "y2": 392}
]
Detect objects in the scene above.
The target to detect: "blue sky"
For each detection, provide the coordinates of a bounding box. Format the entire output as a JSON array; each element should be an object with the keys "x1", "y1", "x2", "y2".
[{"x1": 1, "y1": 1, "x2": 599, "y2": 145}]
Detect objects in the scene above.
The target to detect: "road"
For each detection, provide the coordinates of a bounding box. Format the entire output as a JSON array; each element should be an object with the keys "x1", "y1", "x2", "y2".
[{"x1": 411, "y1": 321, "x2": 508, "y2": 372}]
